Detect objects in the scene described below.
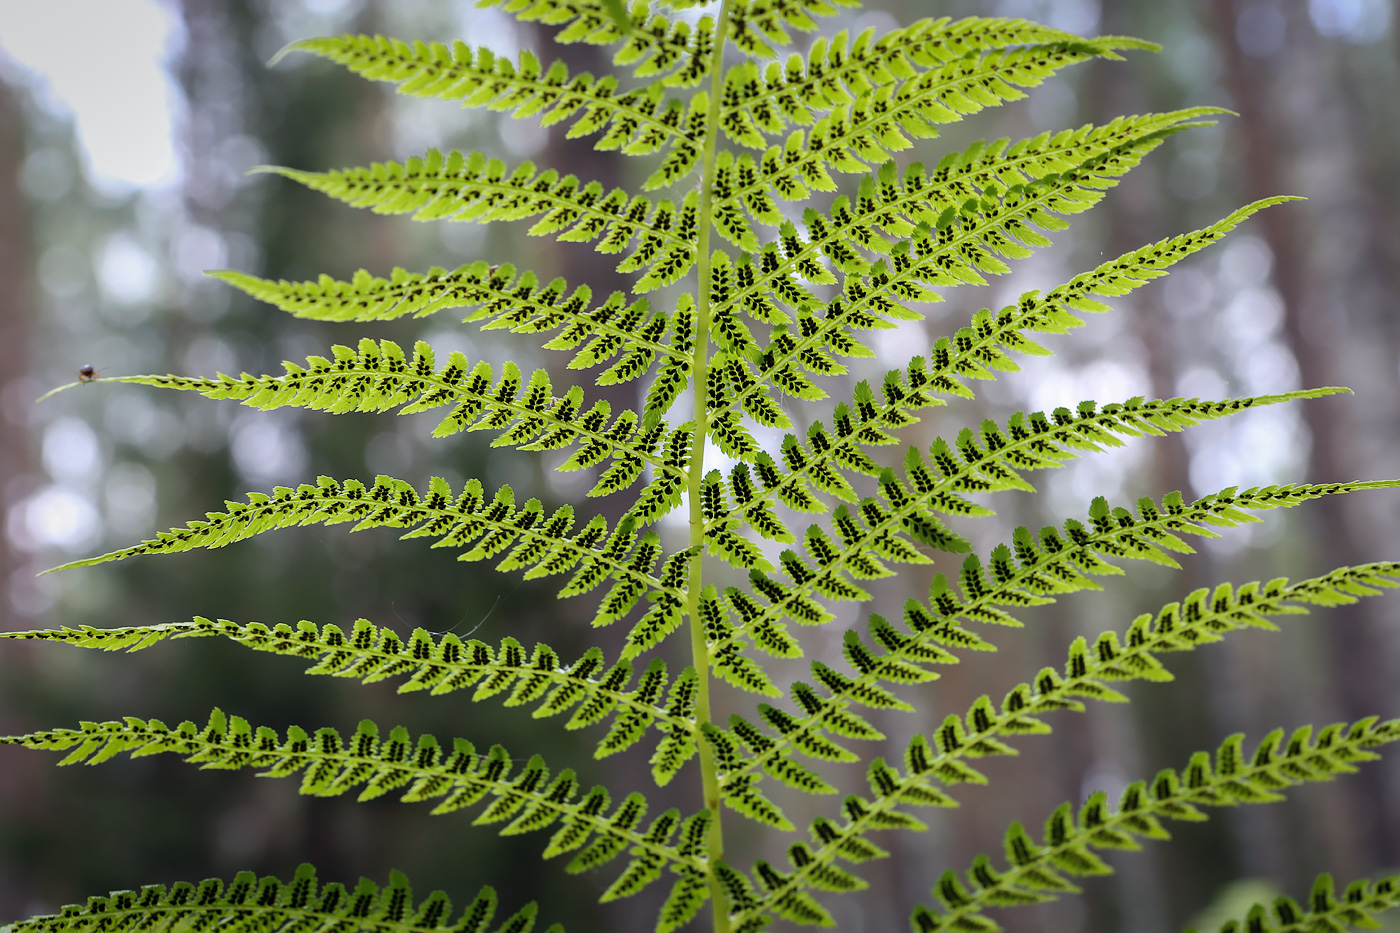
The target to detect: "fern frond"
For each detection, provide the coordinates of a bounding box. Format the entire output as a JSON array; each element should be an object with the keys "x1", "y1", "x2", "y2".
[
  {"x1": 710, "y1": 362, "x2": 1320, "y2": 549},
  {"x1": 713, "y1": 478, "x2": 1385, "y2": 701},
  {"x1": 708, "y1": 42, "x2": 1171, "y2": 251},
  {"x1": 7, "y1": 864, "x2": 559, "y2": 933},
  {"x1": 212, "y1": 265, "x2": 695, "y2": 414},
  {"x1": 707, "y1": 553, "x2": 1400, "y2": 827},
  {"x1": 288, "y1": 33, "x2": 709, "y2": 191},
  {"x1": 731, "y1": 710, "x2": 1400, "y2": 931},
  {"x1": 722, "y1": 21, "x2": 1152, "y2": 149},
  {"x1": 45, "y1": 475, "x2": 694, "y2": 641},
  {"x1": 922, "y1": 480, "x2": 1400, "y2": 625},
  {"x1": 906, "y1": 718, "x2": 1400, "y2": 931},
  {"x1": 722, "y1": 381, "x2": 1344, "y2": 535},
  {"x1": 23, "y1": 5, "x2": 1400, "y2": 931},
  {"x1": 0, "y1": 710, "x2": 703, "y2": 898},
  {"x1": 712, "y1": 108, "x2": 1222, "y2": 341},
  {"x1": 1, "y1": 618, "x2": 704, "y2": 784},
  {"x1": 706, "y1": 392, "x2": 1348, "y2": 673},
  {"x1": 109, "y1": 340, "x2": 689, "y2": 494},
  {"x1": 481, "y1": 0, "x2": 716, "y2": 89},
  {"x1": 1186, "y1": 873, "x2": 1400, "y2": 933},
  {"x1": 712, "y1": 111, "x2": 1220, "y2": 421},
  {"x1": 720, "y1": 18, "x2": 1130, "y2": 144},
  {"x1": 925, "y1": 196, "x2": 1300, "y2": 399},
  {"x1": 257, "y1": 153, "x2": 696, "y2": 292},
  {"x1": 286, "y1": 35, "x2": 694, "y2": 166}
]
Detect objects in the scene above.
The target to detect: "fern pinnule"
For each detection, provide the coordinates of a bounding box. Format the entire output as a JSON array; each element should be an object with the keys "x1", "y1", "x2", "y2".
[
  {"x1": 285, "y1": 34, "x2": 706, "y2": 191},
  {"x1": 702, "y1": 392, "x2": 1356, "y2": 676},
  {"x1": 1184, "y1": 872, "x2": 1400, "y2": 933},
  {"x1": 923, "y1": 195, "x2": 1300, "y2": 398},
  {"x1": 0, "y1": 708, "x2": 709, "y2": 902},
  {"x1": 710, "y1": 562, "x2": 1400, "y2": 834},
  {"x1": 108, "y1": 340, "x2": 673, "y2": 458},
  {"x1": 209, "y1": 265, "x2": 679, "y2": 361},
  {"x1": 705, "y1": 480, "x2": 1394, "y2": 707},
  {"x1": 255, "y1": 153, "x2": 699, "y2": 291},
  {"x1": 710, "y1": 110, "x2": 1227, "y2": 428},
  {"x1": 3, "y1": 865, "x2": 560, "y2": 933},
  {"x1": 904, "y1": 717, "x2": 1400, "y2": 932},
  {"x1": 717, "y1": 18, "x2": 1113, "y2": 140},
  {"x1": 0, "y1": 618, "x2": 703, "y2": 778},
  {"x1": 287, "y1": 35, "x2": 689, "y2": 146},
  {"x1": 43, "y1": 475, "x2": 699, "y2": 644}
]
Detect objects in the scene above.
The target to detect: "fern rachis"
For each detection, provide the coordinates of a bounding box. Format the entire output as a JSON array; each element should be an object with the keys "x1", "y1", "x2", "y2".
[{"x1": 11, "y1": 4, "x2": 1400, "y2": 933}]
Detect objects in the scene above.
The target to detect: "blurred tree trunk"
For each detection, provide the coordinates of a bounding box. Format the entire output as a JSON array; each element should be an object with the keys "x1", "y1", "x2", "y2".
[
  {"x1": 0, "y1": 77, "x2": 31, "y2": 635},
  {"x1": 0, "y1": 73, "x2": 39, "y2": 921},
  {"x1": 1207, "y1": 0, "x2": 1397, "y2": 876}
]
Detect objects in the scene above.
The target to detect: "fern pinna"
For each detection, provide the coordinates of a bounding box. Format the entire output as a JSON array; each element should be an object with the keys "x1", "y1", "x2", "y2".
[{"x1": 12, "y1": 3, "x2": 1400, "y2": 933}]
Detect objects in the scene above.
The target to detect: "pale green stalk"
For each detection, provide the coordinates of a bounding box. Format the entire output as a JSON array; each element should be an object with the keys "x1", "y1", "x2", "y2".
[{"x1": 686, "y1": 2, "x2": 737, "y2": 931}]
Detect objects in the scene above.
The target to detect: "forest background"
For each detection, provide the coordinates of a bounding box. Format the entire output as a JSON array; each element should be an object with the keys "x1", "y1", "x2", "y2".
[{"x1": 0, "y1": 1, "x2": 1397, "y2": 931}]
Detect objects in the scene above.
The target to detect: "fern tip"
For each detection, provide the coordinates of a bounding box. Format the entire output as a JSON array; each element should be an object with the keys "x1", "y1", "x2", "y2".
[
  {"x1": 35, "y1": 382, "x2": 79, "y2": 403},
  {"x1": 246, "y1": 164, "x2": 297, "y2": 179},
  {"x1": 1090, "y1": 35, "x2": 1164, "y2": 55},
  {"x1": 266, "y1": 38, "x2": 317, "y2": 68}
]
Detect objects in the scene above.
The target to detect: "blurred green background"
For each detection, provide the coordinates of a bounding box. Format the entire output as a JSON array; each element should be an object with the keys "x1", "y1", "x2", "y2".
[{"x1": 1, "y1": 1, "x2": 1398, "y2": 931}]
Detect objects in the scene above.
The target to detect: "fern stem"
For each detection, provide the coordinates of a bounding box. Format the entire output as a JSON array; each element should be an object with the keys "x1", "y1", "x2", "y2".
[{"x1": 687, "y1": 3, "x2": 736, "y2": 931}]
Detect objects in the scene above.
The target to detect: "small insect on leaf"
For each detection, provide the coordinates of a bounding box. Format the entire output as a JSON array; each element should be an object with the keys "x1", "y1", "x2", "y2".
[{"x1": 35, "y1": 364, "x2": 104, "y2": 403}]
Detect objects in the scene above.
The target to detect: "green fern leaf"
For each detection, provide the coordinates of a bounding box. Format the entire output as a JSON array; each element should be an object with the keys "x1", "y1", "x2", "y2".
[
  {"x1": 712, "y1": 109, "x2": 1223, "y2": 422},
  {"x1": 210, "y1": 266, "x2": 693, "y2": 400},
  {"x1": 283, "y1": 35, "x2": 691, "y2": 160},
  {"x1": 720, "y1": 563, "x2": 1400, "y2": 922},
  {"x1": 1184, "y1": 872, "x2": 1400, "y2": 933},
  {"x1": 923, "y1": 196, "x2": 1301, "y2": 399},
  {"x1": 0, "y1": 711, "x2": 701, "y2": 897},
  {"x1": 721, "y1": 18, "x2": 1143, "y2": 143},
  {"x1": 657, "y1": 872, "x2": 711, "y2": 933},
  {"x1": 708, "y1": 394, "x2": 1354, "y2": 663},
  {"x1": 3, "y1": 864, "x2": 560, "y2": 933},
  {"x1": 255, "y1": 153, "x2": 695, "y2": 290},
  {"x1": 108, "y1": 341, "x2": 688, "y2": 490},
  {"x1": 906, "y1": 719, "x2": 1400, "y2": 930},
  {"x1": 481, "y1": 0, "x2": 715, "y2": 88},
  {"x1": 703, "y1": 512, "x2": 1397, "y2": 812},
  {"x1": 43, "y1": 475, "x2": 695, "y2": 643},
  {"x1": 23, "y1": 3, "x2": 1400, "y2": 931},
  {"x1": 724, "y1": 0, "x2": 856, "y2": 58},
  {"x1": 0, "y1": 618, "x2": 707, "y2": 771}
]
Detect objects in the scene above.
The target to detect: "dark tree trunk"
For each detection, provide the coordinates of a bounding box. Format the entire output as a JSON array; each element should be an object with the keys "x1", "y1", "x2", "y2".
[
  {"x1": 1207, "y1": 0, "x2": 1398, "y2": 875},
  {"x1": 0, "y1": 78, "x2": 32, "y2": 635}
]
